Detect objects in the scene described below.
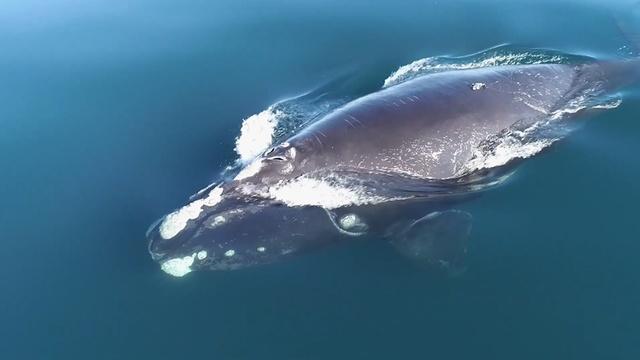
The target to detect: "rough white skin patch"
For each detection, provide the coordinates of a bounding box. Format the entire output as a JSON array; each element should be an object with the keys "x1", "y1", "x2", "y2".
[
  {"x1": 196, "y1": 250, "x2": 207, "y2": 260},
  {"x1": 234, "y1": 158, "x2": 264, "y2": 180},
  {"x1": 159, "y1": 186, "x2": 224, "y2": 239},
  {"x1": 235, "y1": 107, "x2": 283, "y2": 163},
  {"x1": 160, "y1": 254, "x2": 195, "y2": 277},
  {"x1": 339, "y1": 214, "x2": 363, "y2": 230},
  {"x1": 224, "y1": 249, "x2": 235, "y2": 257},
  {"x1": 268, "y1": 177, "x2": 389, "y2": 209},
  {"x1": 211, "y1": 215, "x2": 226, "y2": 227},
  {"x1": 257, "y1": 246, "x2": 266, "y2": 252}
]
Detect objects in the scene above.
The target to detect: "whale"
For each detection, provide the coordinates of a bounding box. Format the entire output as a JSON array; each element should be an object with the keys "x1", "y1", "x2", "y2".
[{"x1": 147, "y1": 55, "x2": 639, "y2": 277}]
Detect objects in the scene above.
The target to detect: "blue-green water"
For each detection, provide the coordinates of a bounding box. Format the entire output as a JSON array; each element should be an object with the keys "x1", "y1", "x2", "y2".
[{"x1": 3, "y1": 0, "x2": 640, "y2": 358}]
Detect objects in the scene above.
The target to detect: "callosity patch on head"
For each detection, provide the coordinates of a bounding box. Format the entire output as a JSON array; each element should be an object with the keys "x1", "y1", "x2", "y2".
[
  {"x1": 160, "y1": 250, "x2": 209, "y2": 277},
  {"x1": 158, "y1": 186, "x2": 224, "y2": 239},
  {"x1": 160, "y1": 254, "x2": 196, "y2": 277}
]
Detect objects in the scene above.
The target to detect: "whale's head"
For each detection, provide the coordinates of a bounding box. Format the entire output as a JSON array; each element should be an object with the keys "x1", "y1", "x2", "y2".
[{"x1": 146, "y1": 187, "x2": 334, "y2": 277}]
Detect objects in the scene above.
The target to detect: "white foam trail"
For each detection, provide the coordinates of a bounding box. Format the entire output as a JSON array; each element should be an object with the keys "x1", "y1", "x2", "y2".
[
  {"x1": 234, "y1": 107, "x2": 283, "y2": 164},
  {"x1": 267, "y1": 176, "x2": 395, "y2": 209},
  {"x1": 459, "y1": 97, "x2": 622, "y2": 174},
  {"x1": 383, "y1": 52, "x2": 565, "y2": 87},
  {"x1": 234, "y1": 158, "x2": 264, "y2": 180},
  {"x1": 592, "y1": 99, "x2": 622, "y2": 109},
  {"x1": 463, "y1": 138, "x2": 556, "y2": 173}
]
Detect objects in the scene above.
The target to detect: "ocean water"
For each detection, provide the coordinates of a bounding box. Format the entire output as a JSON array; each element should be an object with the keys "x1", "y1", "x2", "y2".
[{"x1": 3, "y1": 0, "x2": 640, "y2": 358}]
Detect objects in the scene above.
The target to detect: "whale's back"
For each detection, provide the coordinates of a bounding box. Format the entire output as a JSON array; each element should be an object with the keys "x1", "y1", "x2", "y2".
[{"x1": 290, "y1": 64, "x2": 579, "y2": 179}]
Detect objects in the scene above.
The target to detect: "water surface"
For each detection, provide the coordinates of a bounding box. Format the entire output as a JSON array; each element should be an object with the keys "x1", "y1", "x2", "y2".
[{"x1": 2, "y1": 0, "x2": 640, "y2": 358}]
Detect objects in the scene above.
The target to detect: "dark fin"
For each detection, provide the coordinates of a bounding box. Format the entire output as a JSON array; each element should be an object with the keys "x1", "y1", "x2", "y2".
[{"x1": 391, "y1": 210, "x2": 472, "y2": 276}]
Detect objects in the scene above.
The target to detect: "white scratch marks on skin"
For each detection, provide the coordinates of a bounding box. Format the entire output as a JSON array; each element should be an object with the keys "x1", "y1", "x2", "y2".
[
  {"x1": 313, "y1": 134, "x2": 324, "y2": 146},
  {"x1": 344, "y1": 118, "x2": 356, "y2": 128},
  {"x1": 349, "y1": 115, "x2": 364, "y2": 127}
]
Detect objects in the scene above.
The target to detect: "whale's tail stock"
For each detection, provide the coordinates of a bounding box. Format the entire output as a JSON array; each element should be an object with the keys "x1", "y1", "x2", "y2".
[
  {"x1": 615, "y1": 1, "x2": 640, "y2": 56},
  {"x1": 597, "y1": 1, "x2": 640, "y2": 89}
]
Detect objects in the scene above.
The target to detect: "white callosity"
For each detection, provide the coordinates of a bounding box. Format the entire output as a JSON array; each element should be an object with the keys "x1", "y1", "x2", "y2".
[
  {"x1": 210, "y1": 215, "x2": 226, "y2": 228},
  {"x1": 235, "y1": 107, "x2": 283, "y2": 164},
  {"x1": 339, "y1": 213, "x2": 366, "y2": 231},
  {"x1": 160, "y1": 254, "x2": 196, "y2": 277},
  {"x1": 224, "y1": 249, "x2": 236, "y2": 257},
  {"x1": 160, "y1": 250, "x2": 209, "y2": 277},
  {"x1": 159, "y1": 186, "x2": 224, "y2": 239}
]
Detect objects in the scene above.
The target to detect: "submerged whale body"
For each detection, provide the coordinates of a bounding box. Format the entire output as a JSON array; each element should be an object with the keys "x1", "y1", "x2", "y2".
[{"x1": 147, "y1": 47, "x2": 639, "y2": 277}]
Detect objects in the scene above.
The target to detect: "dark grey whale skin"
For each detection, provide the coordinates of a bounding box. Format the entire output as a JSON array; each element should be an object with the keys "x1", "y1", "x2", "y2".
[
  {"x1": 242, "y1": 60, "x2": 638, "y2": 187},
  {"x1": 289, "y1": 64, "x2": 574, "y2": 179},
  {"x1": 148, "y1": 60, "x2": 639, "y2": 273}
]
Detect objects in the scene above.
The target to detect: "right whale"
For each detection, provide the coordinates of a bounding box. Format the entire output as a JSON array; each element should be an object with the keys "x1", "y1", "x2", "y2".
[{"x1": 147, "y1": 52, "x2": 640, "y2": 277}]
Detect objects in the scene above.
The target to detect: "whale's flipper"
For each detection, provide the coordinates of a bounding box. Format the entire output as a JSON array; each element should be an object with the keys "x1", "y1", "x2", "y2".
[{"x1": 391, "y1": 210, "x2": 472, "y2": 275}]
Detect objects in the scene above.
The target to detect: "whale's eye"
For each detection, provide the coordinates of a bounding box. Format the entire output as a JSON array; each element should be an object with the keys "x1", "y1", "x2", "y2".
[{"x1": 267, "y1": 156, "x2": 287, "y2": 161}]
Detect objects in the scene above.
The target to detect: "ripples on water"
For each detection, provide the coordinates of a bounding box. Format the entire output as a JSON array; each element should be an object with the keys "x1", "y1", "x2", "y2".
[{"x1": 2, "y1": 0, "x2": 640, "y2": 359}]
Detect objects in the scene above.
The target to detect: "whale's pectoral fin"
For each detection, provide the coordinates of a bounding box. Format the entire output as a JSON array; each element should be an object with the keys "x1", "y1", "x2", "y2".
[{"x1": 390, "y1": 210, "x2": 472, "y2": 276}]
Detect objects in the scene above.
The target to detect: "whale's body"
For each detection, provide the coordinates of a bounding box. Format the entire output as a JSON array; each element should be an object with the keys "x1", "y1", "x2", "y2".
[
  {"x1": 147, "y1": 57, "x2": 638, "y2": 277},
  {"x1": 288, "y1": 64, "x2": 577, "y2": 179}
]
